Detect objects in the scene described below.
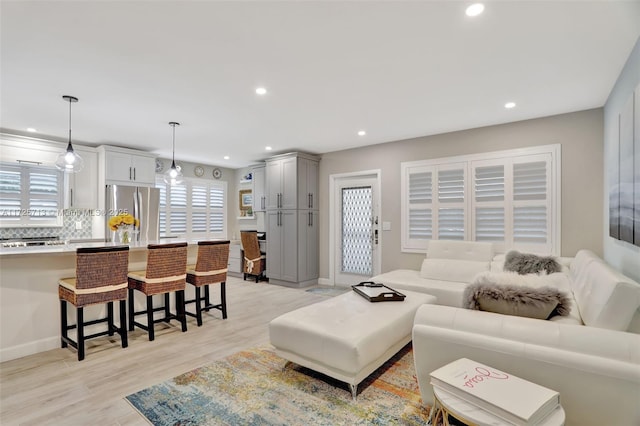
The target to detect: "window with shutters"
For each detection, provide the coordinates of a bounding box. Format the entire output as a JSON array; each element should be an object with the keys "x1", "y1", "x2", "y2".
[
  {"x1": 0, "y1": 163, "x2": 63, "y2": 227},
  {"x1": 156, "y1": 176, "x2": 227, "y2": 239},
  {"x1": 401, "y1": 145, "x2": 560, "y2": 254}
]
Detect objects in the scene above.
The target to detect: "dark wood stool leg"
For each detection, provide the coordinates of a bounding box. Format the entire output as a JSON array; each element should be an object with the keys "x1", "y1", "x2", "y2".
[
  {"x1": 107, "y1": 301, "x2": 115, "y2": 336},
  {"x1": 77, "y1": 307, "x2": 85, "y2": 361},
  {"x1": 204, "y1": 285, "x2": 211, "y2": 307},
  {"x1": 177, "y1": 290, "x2": 187, "y2": 332},
  {"x1": 60, "y1": 300, "x2": 68, "y2": 348},
  {"x1": 128, "y1": 288, "x2": 135, "y2": 331},
  {"x1": 147, "y1": 295, "x2": 155, "y2": 341},
  {"x1": 164, "y1": 293, "x2": 170, "y2": 321},
  {"x1": 119, "y1": 300, "x2": 128, "y2": 348},
  {"x1": 221, "y1": 281, "x2": 227, "y2": 319},
  {"x1": 195, "y1": 287, "x2": 203, "y2": 327}
]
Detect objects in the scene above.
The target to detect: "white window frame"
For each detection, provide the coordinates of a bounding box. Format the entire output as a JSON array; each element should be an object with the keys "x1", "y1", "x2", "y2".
[
  {"x1": 0, "y1": 162, "x2": 64, "y2": 227},
  {"x1": 401, "y1": 144, "x2": 561, "y2": 255},
  {"x1": 156, "y1": 176, "x2": 227, "y2": 240}
]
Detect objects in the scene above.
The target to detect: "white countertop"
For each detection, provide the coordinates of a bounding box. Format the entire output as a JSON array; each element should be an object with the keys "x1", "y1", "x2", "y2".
[{"x1": 0, "y1": 239, "x2": 235, "y2": 257}]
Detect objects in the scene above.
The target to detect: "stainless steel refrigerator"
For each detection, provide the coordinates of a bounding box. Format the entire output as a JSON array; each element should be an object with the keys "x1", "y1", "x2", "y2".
[{"x1": 105, "y1": 185, "x2": 160, "y2": 243}]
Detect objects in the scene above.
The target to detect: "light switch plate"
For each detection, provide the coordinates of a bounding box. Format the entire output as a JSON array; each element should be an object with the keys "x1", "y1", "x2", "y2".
[{"x1": 382, "y1": 221, "x2": 391, "y2": 231}]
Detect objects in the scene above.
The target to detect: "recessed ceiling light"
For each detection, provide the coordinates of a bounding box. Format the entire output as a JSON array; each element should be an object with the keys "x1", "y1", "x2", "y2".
[
  {"x1": 27, "y1": 127, "x2": 37, "y2": 132},
  {"x1": 505, "y1": 102, "x2": 516, "y2": 109},
  {"x1": 358, "y1": 130, "x2": 366, "y2": 136},
  {"x1": 265, "y1": 146, "x2": 272, "y2": 151},
  {"x1": 256, "y1": 87, "x2": 267, "y2": 95},
  {"x1": 223, "y1": 155, "x2": 230, "y2": 160},
  {"x1": 465, "y1": 3, "x2": 484, "y2": 16}
]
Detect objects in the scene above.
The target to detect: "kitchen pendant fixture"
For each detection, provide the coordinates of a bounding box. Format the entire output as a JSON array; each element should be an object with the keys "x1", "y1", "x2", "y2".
[
  {"x1": 55, "y1": 95, "x2": 84, "y2": 173},
  {"x1": 163, "y1": 121, "x2": 184, "y2": 185}
]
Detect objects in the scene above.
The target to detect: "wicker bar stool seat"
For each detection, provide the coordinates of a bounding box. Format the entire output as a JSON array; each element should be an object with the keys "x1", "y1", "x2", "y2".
[
  {"x1": 185, "y1": 240, "x2": 230, "y2": 326},
  {"x1": 241, "y1": 231, "x2": 267, "y2": 283},
  {"x1": 58, "y1": 245, "x2": 130, "y2": 361},
  {"x1": 127, "y1": 242, "x2": 188, "y2": 341}
]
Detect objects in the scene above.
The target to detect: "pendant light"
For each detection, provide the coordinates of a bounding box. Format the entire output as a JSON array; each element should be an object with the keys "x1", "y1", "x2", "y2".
[
  {"x1": 55, "y1": 95, "x2": 84, "y2": 173},
  {"x1": 163, "y1": 121, "x2": 184, "y2": 185}
]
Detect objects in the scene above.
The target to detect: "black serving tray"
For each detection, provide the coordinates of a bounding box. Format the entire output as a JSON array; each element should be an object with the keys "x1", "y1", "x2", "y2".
[{"x1": 352, "y1": 281, "x2": 406, "y2": 302}]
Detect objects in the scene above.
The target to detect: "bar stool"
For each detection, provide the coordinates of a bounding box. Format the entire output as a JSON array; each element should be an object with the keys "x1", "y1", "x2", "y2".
[
  {"x1": 185, "y1": 240, "x2": 230, "y2": 326},
  {"x1": 58, "y1": 245, "x2": 130, "y2": 361},
  {"x1": 127, "y1": 242, "x2": 188, "y2": 341}
]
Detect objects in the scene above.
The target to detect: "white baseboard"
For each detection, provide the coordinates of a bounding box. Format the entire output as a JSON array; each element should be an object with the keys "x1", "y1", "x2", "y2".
[
  {"x1": 0, "y1": 336, "x2": 59, "y2": 363},
  {"x1": 317, "y1": 278, "x2": 333, "y2": 286}
]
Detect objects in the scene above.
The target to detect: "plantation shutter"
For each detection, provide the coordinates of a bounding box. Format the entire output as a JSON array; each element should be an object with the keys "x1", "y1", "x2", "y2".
[
  {"x1": 437, "y1": 166, "x2": 465, "y2": 240},
  {"x1": 473, "y1": 163, "x2": 505, "y2": 243},
  {"x1": 191, "y1": 183, "x2": 208, "y2": 233},
  {"x1": 169, "y1": 182, "x2": 187, "y2": 234},
  {"x1": 0, "y1": 163, "x2": 62, "y2": 226},
  {"x1": 209, "y1": 185, "x2": 224, "y2": 234},
  {"x1": 512, "y1": 155, "x2": 552, "y2": 252}
]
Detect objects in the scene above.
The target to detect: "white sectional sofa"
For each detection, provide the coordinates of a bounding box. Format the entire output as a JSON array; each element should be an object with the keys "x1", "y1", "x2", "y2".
[
  {"x1": 377, "y1": 241, "x2": 640, "y2": 425},
  {"x1": 370, "y1": 240, "x2": 496, "y2": 307}
]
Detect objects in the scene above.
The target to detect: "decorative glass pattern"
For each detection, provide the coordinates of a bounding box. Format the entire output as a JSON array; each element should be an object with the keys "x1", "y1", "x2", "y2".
[{"x1": 341, "y1": 186, "x2": 372, "y2": 275}]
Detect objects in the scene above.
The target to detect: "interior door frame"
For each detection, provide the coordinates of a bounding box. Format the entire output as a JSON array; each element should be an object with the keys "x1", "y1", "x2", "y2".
[{"x1": 329, "y1": 169, "x2": 382, "y2": 287}]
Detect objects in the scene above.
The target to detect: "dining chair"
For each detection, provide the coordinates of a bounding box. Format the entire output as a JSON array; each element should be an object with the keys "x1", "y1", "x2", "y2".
[{"x1": 240, "y1": 231, "x2": 266, "y2": 282}]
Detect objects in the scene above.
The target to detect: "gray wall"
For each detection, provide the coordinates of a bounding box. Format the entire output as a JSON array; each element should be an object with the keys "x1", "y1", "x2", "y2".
[
  {"x1": 603, "y1": 38, "x2": 640, "y2": 282},
  {"x1": 319, "y1": 109, "x2": 604, "y2": 280}
]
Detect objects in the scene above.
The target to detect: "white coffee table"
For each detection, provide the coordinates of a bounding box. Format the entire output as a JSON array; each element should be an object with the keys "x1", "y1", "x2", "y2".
[{"x1": 429, "y1": 386, "x2": 565, "y2": 426}]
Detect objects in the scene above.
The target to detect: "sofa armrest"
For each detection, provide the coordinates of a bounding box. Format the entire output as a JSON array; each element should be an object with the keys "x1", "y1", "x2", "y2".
[{"x1": 412, "y1": 305, "x2": 640, "y2": 426}]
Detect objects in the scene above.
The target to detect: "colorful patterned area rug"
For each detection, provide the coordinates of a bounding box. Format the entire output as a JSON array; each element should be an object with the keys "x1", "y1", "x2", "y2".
[{"x1": 126, "y1": 344, "x2": 430, "y2": 425}]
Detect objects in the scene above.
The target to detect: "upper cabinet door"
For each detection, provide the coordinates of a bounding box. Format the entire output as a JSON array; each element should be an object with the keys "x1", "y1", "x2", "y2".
[
  {"x1": 265, "y1": 161, "x2": 281, "y2": 210},
  {"x1": 102, "y1": 148, "x2": 156, "y2": 186},
  {"x1": 104, "y1": 151, "x2": 133, "y2": 183},
  {"x1": 280, "y1": 157, "x2": 297, "y2": 209},
  {"x1": 130, "y1": 154, "x2": 156, "y2": 185},
  {"x1": 67, "y1": 146, "x2": 98, "y2": 209},
  {"x1": 297, "y1": 158, "x2": 319, "y2": 209}
]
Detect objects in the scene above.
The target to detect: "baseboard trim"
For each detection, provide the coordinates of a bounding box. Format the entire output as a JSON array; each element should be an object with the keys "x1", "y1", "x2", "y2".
[
  {"x1": 0, "y1": 336, "x2": 59, "y2": 363},
  {"x1": 317, "y1": 278, "x2": 333, "y2": 286}
]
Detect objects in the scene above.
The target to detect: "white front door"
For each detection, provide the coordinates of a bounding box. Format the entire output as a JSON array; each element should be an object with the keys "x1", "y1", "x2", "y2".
[{"x1": 331, "y1": 172, "x2": 381, "y2": 286}]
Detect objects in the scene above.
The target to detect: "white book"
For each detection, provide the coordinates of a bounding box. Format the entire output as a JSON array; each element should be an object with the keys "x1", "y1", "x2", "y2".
[{"x1": 429, "y1": 358, "x2": 559, "y2": 425}]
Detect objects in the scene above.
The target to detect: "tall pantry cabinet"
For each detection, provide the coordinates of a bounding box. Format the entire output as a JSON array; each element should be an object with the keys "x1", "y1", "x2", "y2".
[{"x1": 265, "y1": 152, "x2": 319, "y2": 287}]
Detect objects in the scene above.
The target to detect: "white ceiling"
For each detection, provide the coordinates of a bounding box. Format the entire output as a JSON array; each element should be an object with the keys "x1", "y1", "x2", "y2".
[{"x1": 1, "y1": 1, "x2": 639, "y2": 169}]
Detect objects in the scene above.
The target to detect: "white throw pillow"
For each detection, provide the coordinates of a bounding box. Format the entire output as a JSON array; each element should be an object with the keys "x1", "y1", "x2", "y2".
[{"x1": 420, "y1": 259, "x2": 489, "y2": 283}]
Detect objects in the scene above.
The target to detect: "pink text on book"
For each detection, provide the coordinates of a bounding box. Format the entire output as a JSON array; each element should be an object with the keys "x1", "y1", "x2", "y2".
[{"x1": 463, "y1": 367, "x2": 509, "y2": 388}]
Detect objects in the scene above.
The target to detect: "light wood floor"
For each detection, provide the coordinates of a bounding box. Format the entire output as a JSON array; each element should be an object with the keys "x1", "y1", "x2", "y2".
[{"x1": 0, "y1": 277, "x2": 329, "y2": 425}]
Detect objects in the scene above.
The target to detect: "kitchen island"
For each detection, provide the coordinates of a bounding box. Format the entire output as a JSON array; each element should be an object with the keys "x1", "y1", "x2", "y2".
[{"x1": 0, "y1": 240, "x2": 215, "y2": 362}]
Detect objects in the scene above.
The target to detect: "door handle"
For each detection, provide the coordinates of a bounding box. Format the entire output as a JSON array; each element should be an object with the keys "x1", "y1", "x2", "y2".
[
  {"x1": 261, "y1": 196, "x2": 265, "y2": 210},
  {"x1": 308, "y1": 193, "x2": 312, "y2": 208},
  {"x1": 375, "y1": 229, "x2": 379, "y2": 245},
  {"x1": 133, "y1": 168, "x2": 136, "y2": 180},
  {"x1": 70, "y1": 188, "x2": 74, "y2": 207},
  {"x1": 129, "y1": 167, "x2": 132, "y2": 180},
  {"x1": 308, "y1": 211, "x2": 311, "y2": 226}
]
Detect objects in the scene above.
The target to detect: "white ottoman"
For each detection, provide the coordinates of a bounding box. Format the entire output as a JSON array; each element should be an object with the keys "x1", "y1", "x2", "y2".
[{"x1": 269, "y1": 289, "x2": 437, "y2": 399}]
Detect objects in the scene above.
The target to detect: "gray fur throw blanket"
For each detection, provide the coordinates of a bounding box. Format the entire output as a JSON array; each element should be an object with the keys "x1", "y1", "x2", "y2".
[
  {"x1": 503, "y1": 250, "x2": 562, "y2": 275},
  {"x1": 464, "y1": 274, "x2": 571, "y2": 320}
]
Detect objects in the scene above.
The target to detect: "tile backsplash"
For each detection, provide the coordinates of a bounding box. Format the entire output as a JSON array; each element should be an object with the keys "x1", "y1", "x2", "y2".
[{"x1": 0, "y1": 209, "x2": 96, "y2": 240}]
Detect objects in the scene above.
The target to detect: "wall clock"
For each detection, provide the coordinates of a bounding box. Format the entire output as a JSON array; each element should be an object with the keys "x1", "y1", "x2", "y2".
[
  {"x1": 194, "y1": 165, "x2": 205, "y2": 177},
  {"x1": 212, "y1": 168, "x2": 222, "y2": 179},
  {"x1": 155, "y1": 158, "x2": 165, "y2": 173}
]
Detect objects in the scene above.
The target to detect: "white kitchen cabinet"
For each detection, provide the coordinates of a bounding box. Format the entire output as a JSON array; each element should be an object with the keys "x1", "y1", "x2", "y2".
[
  {"x1": 227, "y1": 243, "x2": 242, "y2": 277},
  {"x1": 65, "y1": 145, "x2": 99, "y2": 209},
  {"x1": 251, "y1": 165, "x2": 266, "y2": 212},
  {"x1": 297, "y1": 157, "x2": 319, "y2": 210},
  {"x1": 0, "y1": 133, "x2": 99, "y2": 209},
  {"x1": 99, "y1": 146, "x2": 156, "y2": 186}
]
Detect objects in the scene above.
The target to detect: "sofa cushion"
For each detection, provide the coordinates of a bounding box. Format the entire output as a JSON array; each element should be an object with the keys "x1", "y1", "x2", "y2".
[
  {"x1": 420, "y1": 258, "x2": 489, "y2": 283},
  {"x1": 570, "y1": 250, "x2": 640, "y2": 331},
  {"x1": 427, "y1": 240, "x2": 494, "y2": 261},
  {"x1": 464, "y1": 271, "x2": 574, "y2": 320},
  {"x1": 503, "y1": 250, "x2": 562, "y2": 275}
]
